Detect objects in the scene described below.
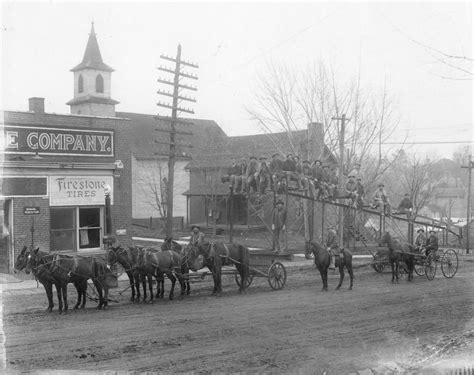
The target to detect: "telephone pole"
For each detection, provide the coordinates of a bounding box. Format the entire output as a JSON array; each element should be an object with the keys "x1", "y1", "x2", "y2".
[
  {"x1": 156, "y1": 44, "x2": 198, "y2": 238},
  {"x1": 462, "y1": 154, "x2": 473, "y2": 254},
  {"x1": 332, "y1": 114, "x2": 350, "y2": 247}
]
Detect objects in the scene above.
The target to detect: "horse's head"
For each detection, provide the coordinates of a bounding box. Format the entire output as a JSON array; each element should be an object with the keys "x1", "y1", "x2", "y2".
[
  {"x1": 106, "y1": 246, "x2": 123, "y2": 266},
  {"x1": 25, "y1": 247, "x2": 41, "y2": 274},
  {"x1": 14, "y1": 246, "x2": 30, "y2": 273},
  {"x1": 186, "y1": 242, "x2": 210, "y2": 271}
]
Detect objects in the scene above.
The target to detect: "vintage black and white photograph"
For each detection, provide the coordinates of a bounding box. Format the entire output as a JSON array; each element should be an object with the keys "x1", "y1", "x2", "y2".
[{"x1": 1, "y1": 1, "x2": 473, "y2": 373}]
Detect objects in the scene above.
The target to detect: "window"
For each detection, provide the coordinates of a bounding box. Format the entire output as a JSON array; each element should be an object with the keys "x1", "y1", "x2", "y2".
[
  {"x1": 95, "y1": 74, "x2": 104, "y2": 93},
  {"x1": 78, "y1": 74, "x2": 84, "y2": 93},
  {"x1": 50, "y1": 206, "x2": 103, "y2": 251}
]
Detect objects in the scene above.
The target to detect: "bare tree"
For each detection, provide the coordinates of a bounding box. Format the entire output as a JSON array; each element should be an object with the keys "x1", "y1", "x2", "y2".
[
  {"x1": 247, "y1": 59, "x2": 403, "y2": 181},
  {"x1": 138, "y1": 160, "x2": 168, "y2": 218}
]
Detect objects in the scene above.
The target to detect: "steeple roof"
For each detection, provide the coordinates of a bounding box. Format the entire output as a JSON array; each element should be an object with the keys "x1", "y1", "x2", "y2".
[{"x1": 71, "y1": 23, "x2": 114, "y2": 72}]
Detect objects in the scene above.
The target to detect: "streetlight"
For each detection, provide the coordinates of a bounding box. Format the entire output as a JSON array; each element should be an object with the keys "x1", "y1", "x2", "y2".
[{"x1": 103, "y1": 184, "x2": 115, "y2": 249}]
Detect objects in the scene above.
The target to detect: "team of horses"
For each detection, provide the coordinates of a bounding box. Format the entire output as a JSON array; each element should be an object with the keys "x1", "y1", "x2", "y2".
[{"x1": 14, "y1": 231, "x2": 414, "y2": 313}]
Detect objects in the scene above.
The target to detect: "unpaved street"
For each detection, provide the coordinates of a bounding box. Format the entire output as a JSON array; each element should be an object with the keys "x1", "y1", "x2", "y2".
[{"x1": 2, "y1": 258, "x2": 474, "y2": 374}]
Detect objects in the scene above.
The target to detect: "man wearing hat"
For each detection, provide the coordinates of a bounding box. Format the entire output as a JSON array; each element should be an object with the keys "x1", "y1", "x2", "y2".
[
  {"x1": 227, "y1": 157, "x2": 242, "y2": 193},
  {"x1": 311, "y1": 160, "x2": 324, "y2": 200},
  {"x1": 301, "y1": 159, "x2": 313, "y2": 194},
  {"x1": 344, "y1": 174, "x2": 358, "y2": 208},
  {"x1": 256, "y1": 156, "x2": 270, "y2": 194},
  {"x1": 272, "y1": 200, "x2": 287, "y2": 254},
  {"x1": 269, "y1": 153, "x2": 284, "y2": 191},
  {"x1": 397, "y1": 193, "x2": 413, "y2": 219},
  {"x1": 348, "y1": 162, "x2": 362, "y2": 180},
  {"x1": 373, "y1": 183, "x2": 391, "y2": 215},
  {"x1": 325, "y1": 225, "x2": 340, "y2": 270},
  {"x1": 282, "y1": 153, "x2": 302, "y2": 190},
  {"x1": 355, "y1": 177, "x2": 365, "y2": 208},
  {"x1": 424, "y1": 229, "x2": 439, "y2": 256},
  {"x1": 238, "y1": 157, "x2": 248, "y2": 194},
  {"x1": 414, "y1": 228, "x2": 426, "y2": 251},
  {"x1": 189, "y1": 225, "x2": 205, "y2": 247},
  {"x1": 246, "y1": 156, "x2": 259, "y2": 194}
]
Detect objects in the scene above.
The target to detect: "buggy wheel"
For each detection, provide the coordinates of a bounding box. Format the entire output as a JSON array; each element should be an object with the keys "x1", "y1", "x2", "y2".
[
  {"x1": 234, "y1": 274, "x2": 254, "y2": 288},
  {"x1": 441, "y1": 249, "x2": 458, "y2": 278},
  {"x1": 414, "y1": 263, "x2": 425, "y2": 276},
  {"x1": 268, "y1": 262, "x2": 286, "y2": 290},
  {"x1": 372, "y1": 252, "x2": 385, "y2": 273},
  {"x1": 372, "y1": 262, "x2": 385, "y2": 273},
  {"x1": 425, "y1": 253, "x2": 437, "y2": 281}
]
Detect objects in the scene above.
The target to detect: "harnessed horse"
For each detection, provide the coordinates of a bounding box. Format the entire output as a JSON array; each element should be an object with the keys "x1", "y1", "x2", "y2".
[
  {"x1": 379, "y1": 231, "x2": 415, "y2": 283},
  {"x1": 187, "y1": 241, "x2": 250, "y2": 294},
  {"x1": 161, "y1": 237, "x2": 191, "y2": 295}
]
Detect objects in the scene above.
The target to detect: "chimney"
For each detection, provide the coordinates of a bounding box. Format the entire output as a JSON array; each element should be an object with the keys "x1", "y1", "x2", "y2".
[
  {"x1": 307, "y1": 122, "x2": 324, "y2": 160},
  {"x1": 28, "y1": 97, "x2": 45, "y2": 114}
]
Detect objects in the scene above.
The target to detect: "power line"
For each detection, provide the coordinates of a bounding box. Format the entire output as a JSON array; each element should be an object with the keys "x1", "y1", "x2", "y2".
[{"x1": 382, "y1": 140, "x2": 474, "y2": 145}]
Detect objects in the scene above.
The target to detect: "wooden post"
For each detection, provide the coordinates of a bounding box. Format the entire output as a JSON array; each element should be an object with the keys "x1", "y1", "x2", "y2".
[{"x1": 229, "y1": 188, "x2": 234, "y2": 243}]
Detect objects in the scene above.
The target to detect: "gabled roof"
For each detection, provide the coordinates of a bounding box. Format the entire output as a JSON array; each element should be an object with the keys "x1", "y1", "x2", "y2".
[
  {"x1": 115, "y1": 112, "x2": 227, "y2": 160},
  {"x1": 71, "y1": 23, "x2": 114, "y2": 73},
  {"x1": 186, "y1": 129, "x2": 337, "y2": 170}
]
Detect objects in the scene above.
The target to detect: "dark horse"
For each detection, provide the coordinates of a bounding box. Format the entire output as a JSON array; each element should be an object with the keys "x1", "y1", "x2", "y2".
[
  {"x1": 161, "y1": 237, "x2": 191, "y2": 296},
  {"x1": 107, "y1": 246, "x2": 141, "y2": 302},
  {"x1": 137, "y1": 246, "x2": 186, "y2": 301},
  {"x1": 379, "y1": 231, "x2": 415, "y2": 283},
  {"x1": 309, "y1": 241, "x2": 354, "y2": 291},
  {"x1": 186, "y1": 241, "x2": 250, "y2": 294},
  {"x1": 49, "y1": 251, "x2": 114, "y2": 310},
  {"x1": 15, "y1": 247, "x2": 88, "y2": 313}
]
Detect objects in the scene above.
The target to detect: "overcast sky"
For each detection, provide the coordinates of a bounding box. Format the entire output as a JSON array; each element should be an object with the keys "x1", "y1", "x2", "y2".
[{"x1": 1, "y1": 1, "x2": 472, "y2": 159}]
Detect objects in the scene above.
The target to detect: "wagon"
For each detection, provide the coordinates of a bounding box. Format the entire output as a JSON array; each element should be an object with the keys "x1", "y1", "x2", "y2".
[
  {"x1": 191, "y1": 251, "x2": 288, "y2": 290},
  {"x1": 372, "y1": 247, "x2": 459, "y2": 281}
]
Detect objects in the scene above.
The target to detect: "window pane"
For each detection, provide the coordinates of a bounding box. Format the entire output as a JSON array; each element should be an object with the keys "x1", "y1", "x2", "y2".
[
  {"x1": 51, "y1": 229, "x2": 76, "y2": 251},
  {"x1": 79, "y1": 207, "x2": 101, "y2": 228},
  {"x1": 51, "y1": 208, "x2": 75, "y2": 230},
  {"x1": 79, "y1": 207, "x2": 102, "y2": 249}
]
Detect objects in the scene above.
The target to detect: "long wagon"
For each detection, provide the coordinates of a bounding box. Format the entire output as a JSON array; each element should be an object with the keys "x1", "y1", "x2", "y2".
[
  {"x1": 372, "y1": 247, "x2": 459, "y2": 280},
  {"x1": 190, "y1": 251, "x2": 288, "y2": 290}
]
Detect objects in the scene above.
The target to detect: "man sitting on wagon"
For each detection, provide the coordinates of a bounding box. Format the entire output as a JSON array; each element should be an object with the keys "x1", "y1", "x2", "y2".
[
  {"x1": 414, "y1": 228, "x2": 426, "y2": 252},
  {"x1": 423, "y1": 229, "x2": 439, "y2": 257}
]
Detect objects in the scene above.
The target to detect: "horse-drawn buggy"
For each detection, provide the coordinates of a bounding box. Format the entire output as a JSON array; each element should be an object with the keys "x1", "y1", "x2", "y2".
[{"x1": 373, "y1": 232, "x2": 459, "y2": 281}]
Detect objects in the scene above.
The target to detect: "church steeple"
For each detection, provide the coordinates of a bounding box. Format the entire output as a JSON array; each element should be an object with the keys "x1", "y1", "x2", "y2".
[{"x1": 67, "y1": 23, "x2": 119, "y2": 117}]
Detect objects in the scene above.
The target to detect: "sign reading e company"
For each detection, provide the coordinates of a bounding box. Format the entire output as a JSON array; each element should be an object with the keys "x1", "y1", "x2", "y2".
[
  {"x1": 2, "y1": 125, "x2": 114, "y2": 157},
  {"x1": 50, "y1": 176, "x2": 114, "y2": 206}
]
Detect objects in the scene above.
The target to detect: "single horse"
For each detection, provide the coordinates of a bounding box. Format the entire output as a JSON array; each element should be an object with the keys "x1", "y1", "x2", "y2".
[
  {"x1": 309, "y1": 241, "x2": 354, "y2": 291},
  {"x1": 379, "y1": 231, "x2": 415, "y2": 283},
  {"x1": 187, "y1": 241, "x2": 249, "y2": 295},
  {"x1": 161, "y1": 237, "x2": 191, "y2": 295},
  {"x1": 107, "y1": 246, "x2": 141, "y2": 302},
  {"x1": 50, "y1": 252, "x2": 114, "y2": 309},
  {"x1": 137, "y1": 246, "x2": 185, "y2": 301}
]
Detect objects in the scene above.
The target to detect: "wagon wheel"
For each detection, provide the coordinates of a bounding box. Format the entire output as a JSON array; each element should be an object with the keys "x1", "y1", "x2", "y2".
[
  {"x1": 441, "y1": 249, "x2": 458, "y2": 278},
  {"x1": 424, "y1": 253, "x2": 437, "y2": 281},
  {"x1": 267, "y1": 262, "x2": 286, "y2": 290},
  {"x1": 414, "y1": 262, "x2": 425, "y2": 276},
  {"x1": 371, "y1": 252, "x2": 385, "y2": 273},
  {"x1": 234, "y1": 274, "x2": 254, "y2": 288}
]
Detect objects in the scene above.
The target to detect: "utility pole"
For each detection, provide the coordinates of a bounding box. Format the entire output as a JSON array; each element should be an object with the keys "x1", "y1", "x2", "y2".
[
  {"x1": 462, "y1": 155, "x2": 473, "y2": 254},
  {"x1": 156, "y1": 44, "x2": 198, "y2": 238},
  {"x1": 332, "y1": 114, "x2": 350, "y2": 247}
]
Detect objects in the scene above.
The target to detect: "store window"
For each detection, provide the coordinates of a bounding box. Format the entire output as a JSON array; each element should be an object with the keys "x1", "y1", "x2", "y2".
[{"x1": 50, "y1": 206, "x2": 103, "y2": 251}]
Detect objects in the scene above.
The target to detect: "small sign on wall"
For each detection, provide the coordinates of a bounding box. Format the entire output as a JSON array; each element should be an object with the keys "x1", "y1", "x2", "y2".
[
  {"x1": 23, "y1": 206, "x2": 40, "y2": 215},
  {"x1": 49, "y1": 176, "x2": 114, "y2": 206},
  {"x1": 116, "y1": 229, "x2": 126, "y2": 236}
]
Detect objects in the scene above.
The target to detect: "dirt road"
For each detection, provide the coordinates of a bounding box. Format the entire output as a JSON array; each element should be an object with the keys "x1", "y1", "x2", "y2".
[{"x1": 3, "y1": 259, "x2": 474, "y2": 374}]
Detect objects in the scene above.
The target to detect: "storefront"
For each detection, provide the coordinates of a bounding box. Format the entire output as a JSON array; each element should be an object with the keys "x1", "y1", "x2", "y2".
[{"x1": 1, "y1": 100, "x2": 133, "y2": 272}]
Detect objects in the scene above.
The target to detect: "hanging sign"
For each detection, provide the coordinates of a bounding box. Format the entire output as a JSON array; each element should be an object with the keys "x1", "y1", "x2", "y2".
[
  {"x1": 23, "y1": 207, "x2": 41, "y2": 215},
  {"x1": 49, "y1": 176, "x2": 114, "y2": 206}
]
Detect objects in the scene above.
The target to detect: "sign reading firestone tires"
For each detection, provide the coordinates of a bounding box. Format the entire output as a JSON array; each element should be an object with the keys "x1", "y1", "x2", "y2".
[
  {"x1": 2, "y1": 125, "x2": 114, "y2": 157},
  {"x1": 49, "y1": 176, "x2": 114, "y2": 206}
]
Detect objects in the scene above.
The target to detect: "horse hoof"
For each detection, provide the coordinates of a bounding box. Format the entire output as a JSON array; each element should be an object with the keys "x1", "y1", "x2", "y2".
[
  {"x1": 74, "y1": 305, "x2": 79, "y2": 310},
  {"x1": 46, "y1": 308, "x2": 53, "y2": 313},
  {"x1": 335, "y1": 287, "x2": 341, "y2": 290},
  {"x1": 348, "y1": 287, "x2": 353, "y2": 290},
  {"x1": 96, "y1": 305, "x2": 102, "y2": 310}
]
